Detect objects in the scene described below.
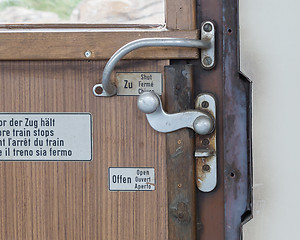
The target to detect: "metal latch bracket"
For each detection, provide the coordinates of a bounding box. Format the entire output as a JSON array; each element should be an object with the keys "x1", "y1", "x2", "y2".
[{"x1": 195, "y1": 94, "x2": 217, "y2": 192}]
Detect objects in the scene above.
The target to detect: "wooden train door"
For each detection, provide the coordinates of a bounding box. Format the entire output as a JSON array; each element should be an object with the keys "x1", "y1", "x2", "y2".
[{"x1": 0, "y1": 0, "x2": 251, "y2": 239}]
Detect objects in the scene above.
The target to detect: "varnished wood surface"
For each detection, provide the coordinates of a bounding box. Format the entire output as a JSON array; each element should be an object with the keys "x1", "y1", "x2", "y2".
[
  {"x1": 0, "y1": 30, "x2": 199, "y2": 60},
  {"x1": 0, "y1": 60, "x2": 168, "y2": 240},
  {"x1": 166, "y1": 0, "x2": 196, "y2": 30}
]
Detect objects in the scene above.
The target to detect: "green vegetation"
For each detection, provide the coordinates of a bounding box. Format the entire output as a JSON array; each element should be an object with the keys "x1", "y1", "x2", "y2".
[{"x1": 0, "y1": 0, "x2": 82, "y2": 19}]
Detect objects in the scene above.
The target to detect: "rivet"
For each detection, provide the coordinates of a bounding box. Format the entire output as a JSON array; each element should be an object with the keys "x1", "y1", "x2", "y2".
[{"x1": 85, "y1": 50, "x2": 92, "y2": 58}]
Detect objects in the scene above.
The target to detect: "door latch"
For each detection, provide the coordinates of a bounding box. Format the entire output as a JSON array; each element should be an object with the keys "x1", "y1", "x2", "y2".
[
  {"x1": 92, "y1": 21, "x2": 217, "y2": 192},
  {"x1": 137, "y1": 91, "x2": 215, "y2": 135},
  {"x1": 138, "y1": 91, "x2": 217, "y2": 192}
]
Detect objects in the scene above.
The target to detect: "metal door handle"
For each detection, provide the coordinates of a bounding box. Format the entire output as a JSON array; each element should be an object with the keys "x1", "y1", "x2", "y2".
[
  {"x1": 92, "y1": 21, "x2": 215, "y2": 97},
  {"x1": 137, "y1": 91, "x2": 215, "y2": 135}
]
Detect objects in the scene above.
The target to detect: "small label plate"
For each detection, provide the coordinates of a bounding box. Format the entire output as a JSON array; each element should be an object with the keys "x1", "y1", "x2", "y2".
[
  {"x1": 109, "y1": 167, "x2": 155, "y2": 191},
  {"x1": 0, "y1": 113, "x2": 92, "y2": 161},
  {"x1": 117, "y1": 72, "x2": 162, "y2": 96}
]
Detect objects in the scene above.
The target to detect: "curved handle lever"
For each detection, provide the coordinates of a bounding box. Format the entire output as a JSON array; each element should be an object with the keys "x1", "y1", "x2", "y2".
[
  {"x1": 137, "y1": 92, "x2": 215, "y2": 135},
  {"x1": 93, "y1": 21, "x2": 215, "y2": 97},
  {"x1": 93, "y1": 38, "x2": 211, "y2": 96}
]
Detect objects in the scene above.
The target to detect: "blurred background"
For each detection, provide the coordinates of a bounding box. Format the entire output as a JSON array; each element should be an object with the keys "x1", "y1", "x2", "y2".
[{"x1": 0, "y1": 0, "x2": 164, "y2": 24}]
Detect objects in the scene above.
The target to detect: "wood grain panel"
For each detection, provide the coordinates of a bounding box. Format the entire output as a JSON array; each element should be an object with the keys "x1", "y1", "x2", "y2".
[
  {"x1": 0, "y1": 30, "x2": 199, "y2": 60},
  {"x1": 0, "y1": 60, "x2": 168, "y2": 240},
  {"x1": 166, "y1": 0, "x2": 196, "y2": 30}
]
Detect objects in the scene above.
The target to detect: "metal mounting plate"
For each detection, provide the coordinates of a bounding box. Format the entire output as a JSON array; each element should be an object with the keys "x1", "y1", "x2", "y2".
[
  {"x1": 201, "y1": 21, "x2": 215, "y2": 69},
  {"x1": 195, "y1": 94, "x2": 217, "y2": 192}
]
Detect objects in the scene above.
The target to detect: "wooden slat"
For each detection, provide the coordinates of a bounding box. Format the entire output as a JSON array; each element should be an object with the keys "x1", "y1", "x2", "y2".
[
  {"x1": 165, "y1": 65, "x2": 196, "y2": 240},
  {"x1": 165, "y1": 0, "x2": 196, "y2": 30},
  {"x1": 0, "y1": 60, "x2": 168, "y2": 240},
  {"x1": 0, "y1": 30, "x2": 199, "y2": 60}
]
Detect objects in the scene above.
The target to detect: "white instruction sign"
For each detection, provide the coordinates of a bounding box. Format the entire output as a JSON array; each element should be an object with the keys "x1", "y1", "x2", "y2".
[
  {"x1": 117, "y1": 72, "x2": 162, "y2": 96},
  {"x1": 0, "y1": 113, "x2": 92, "y2": 161},
  {"x1": 109, "y1": 168, "x2": 155, "y2": 191}
]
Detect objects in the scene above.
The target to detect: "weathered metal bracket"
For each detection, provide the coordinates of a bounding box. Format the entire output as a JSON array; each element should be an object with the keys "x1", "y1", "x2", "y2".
[
  {"x1": 201, "y1": 21, "x2": 215, "y2": 69},
  {"x1": 195, "y1": 94, "x2": 217, "y2": 192},
  {"x1": 137, "y1": 91, "x2": 215, "y2": 135}
]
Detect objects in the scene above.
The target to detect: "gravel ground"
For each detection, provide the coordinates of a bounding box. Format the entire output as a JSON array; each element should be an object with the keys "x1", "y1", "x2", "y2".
[{"x1": 0, "y1": 0, "x2": 164, "y2": 24}]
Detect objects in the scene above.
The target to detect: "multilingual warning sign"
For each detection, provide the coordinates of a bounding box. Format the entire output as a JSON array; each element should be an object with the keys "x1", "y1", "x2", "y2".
[{"x1": 0, "y1": 113, "x2": 92, "y2": 161}]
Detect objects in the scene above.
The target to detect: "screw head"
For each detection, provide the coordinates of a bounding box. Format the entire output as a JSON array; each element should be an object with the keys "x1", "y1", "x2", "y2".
[
  {"x1": 94, "y1": 86, "x2": 103, "y2": 95},
  {"x1": 202, "y1": 138, "x2": 210, "y2": 146},
  {"x1": 137, "y1": 92, "x2": 160, "y2": 114},
  {"x1": 85, "y1": 50, "x2": 92, "y2": 58},
  {"x1": 201, "y1": 101, "x2": 209, "y2": 108},
  {"x1": 202, "y1": 56, "x2": 213, "y2": 67},
  {"x1": 203, "y1": 23, "x2": 213, "y2": 32},
  {"x1": 202, "y1": 164, "x2": 211, "y2": 172}
]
